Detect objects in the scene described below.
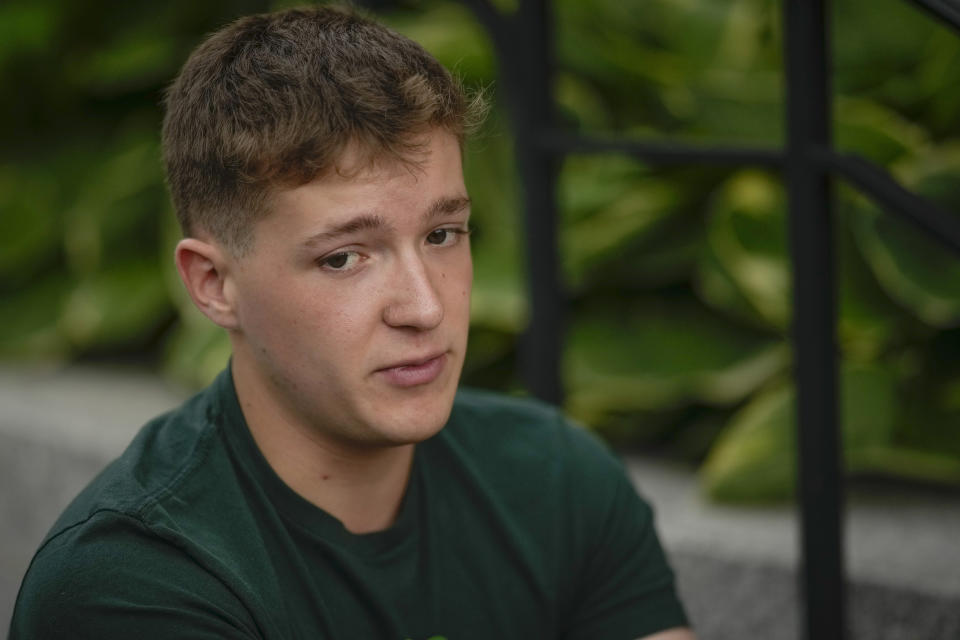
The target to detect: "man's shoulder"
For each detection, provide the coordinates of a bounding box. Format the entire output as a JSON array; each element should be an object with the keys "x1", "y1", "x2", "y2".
[
  {"x1": 12, "y1": 380, "x2": 255, "y2": 637},
  {"x1": 445, "y1": 387, "x2": 625, "y2": 481},
  {"x1": 448, "y1": 386, "x2": 570, "y2": 451},
  {"x1": 11, "y1": 502, "x2": 259, "y2": 639},
  {"x1": 451, "y1": 386, "x2": 561, "y2": 426},
  {"x1": 444, "y1": 393, "x2": 687, "y2": 639},
  {"x1": 42, "y1": 384, "x2": 223, "y2": 546}
]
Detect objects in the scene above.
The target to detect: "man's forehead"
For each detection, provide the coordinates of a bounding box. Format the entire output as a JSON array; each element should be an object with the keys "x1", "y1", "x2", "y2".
[
  {"x1": 250, "y1": 129, "x2": 467, "y2": 247},
  {"x1": 324, "y1": 129, "x2": 461, "y2": 183}
]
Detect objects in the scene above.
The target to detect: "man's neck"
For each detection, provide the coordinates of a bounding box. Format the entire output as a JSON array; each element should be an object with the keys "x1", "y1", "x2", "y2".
[{"x1": 230, "y1": 355, "x2": 414, "y2": 535}]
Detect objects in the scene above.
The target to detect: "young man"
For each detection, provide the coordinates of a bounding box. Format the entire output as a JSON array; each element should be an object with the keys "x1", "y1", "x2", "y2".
[{"x1": 11, "y1": 6, "x2": 693, "y2": 639}]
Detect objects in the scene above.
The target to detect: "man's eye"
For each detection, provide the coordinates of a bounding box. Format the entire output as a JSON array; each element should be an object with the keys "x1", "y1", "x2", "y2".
[
  {"x1": 427, "y1": 229, "x2": 449, "y2": 245},
  {"x1": 320, "y1": 252, "x2": 359, "y2": 270},
  {"x1": 426, "y1": 228, "x2": 467, "y2": 246}
]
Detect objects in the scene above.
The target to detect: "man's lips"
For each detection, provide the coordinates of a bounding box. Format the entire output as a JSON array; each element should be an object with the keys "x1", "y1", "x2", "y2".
[{"x1": 375, "y1": 352, "x2": 447, "y2": 387}]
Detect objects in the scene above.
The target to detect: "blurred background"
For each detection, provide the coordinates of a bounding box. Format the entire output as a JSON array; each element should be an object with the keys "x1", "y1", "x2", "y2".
[
  {"x1": 4, "y1": 0, "x2": 960, "y2": 636},
  {"x1": 4, "y1": 0, "x2": 960, "y2": 501}
]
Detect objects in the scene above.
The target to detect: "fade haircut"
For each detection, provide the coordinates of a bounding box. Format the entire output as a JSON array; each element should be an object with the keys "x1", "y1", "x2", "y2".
[{"x1": 162, "y1": 5, "x2": 484, "y2": 254}]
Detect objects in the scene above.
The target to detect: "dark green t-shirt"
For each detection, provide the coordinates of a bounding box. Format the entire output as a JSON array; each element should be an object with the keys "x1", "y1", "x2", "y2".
[{"x1": 11, "y1": 369, "x2": 687, "y2": 639}]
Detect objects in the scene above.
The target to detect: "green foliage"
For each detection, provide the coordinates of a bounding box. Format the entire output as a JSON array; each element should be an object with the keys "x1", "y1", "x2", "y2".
[
  {"x1": 0, "y1": 0, "x2": 268, "y2": 366},
  {"x1": 549, "y1": 0, "x2": 960, "y2": 499},
  {"x1": 564, "y1": 295, "x2": 785, "y2": 425},
  {"x1": 462, "y1": 113, "x2": 527, "y2": 333},
  {"x1": 702, "y1": 362, "x2": 960, "y2": 502},
  {"x1": 850, "y1": 145, "x2": 960, "y2": 327},
  {"x1": 5, "y1": 0, "x2": 960, "y2": 501},
  {"x1": 702, "y1": 363, "x2": 900, "y2": 502}
]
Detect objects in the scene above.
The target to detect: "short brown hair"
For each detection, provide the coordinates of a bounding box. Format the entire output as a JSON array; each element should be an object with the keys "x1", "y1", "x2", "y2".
[{"x1": 162, "y1": 5, "x2": 484, "y2": 253}]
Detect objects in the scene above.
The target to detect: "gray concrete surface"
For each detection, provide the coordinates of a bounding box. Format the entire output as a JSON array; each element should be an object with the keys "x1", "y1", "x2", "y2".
[
  {"x1": 2, "y1": 364, "x2": 959, "y2": 638},
  {"x1": 631, "y1": 463, "x2": 960, "y2": 639},
  {"x1": 628, "y1": 457, "x2": 960, "y2": 600},
  {"x1": 1, "y1": 364, "x2": 188, "y2": 633}
]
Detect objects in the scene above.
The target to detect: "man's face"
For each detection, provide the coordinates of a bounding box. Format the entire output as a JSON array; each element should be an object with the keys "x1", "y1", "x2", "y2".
[{"x1": 227, "y1": 130, "x2": 472, "y2": 449}]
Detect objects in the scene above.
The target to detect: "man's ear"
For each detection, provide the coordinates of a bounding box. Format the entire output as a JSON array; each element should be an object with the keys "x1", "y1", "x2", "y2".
[{"x1": 175, "y1": 238, "x2": 240, "y2": 330}]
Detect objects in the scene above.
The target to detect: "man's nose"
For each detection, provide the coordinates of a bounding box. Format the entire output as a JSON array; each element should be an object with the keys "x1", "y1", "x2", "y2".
[{"x1": 382, "y1": 253, "x2": 444, "y2": 330}]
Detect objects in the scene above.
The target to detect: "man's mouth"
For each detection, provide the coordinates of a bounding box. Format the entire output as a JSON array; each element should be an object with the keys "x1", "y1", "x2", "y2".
[{"x1": 375, "y1": 352, "x2": 447, "y2": 387}]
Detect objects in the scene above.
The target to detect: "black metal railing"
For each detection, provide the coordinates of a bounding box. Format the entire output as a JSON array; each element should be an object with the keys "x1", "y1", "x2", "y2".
[
  {"x1": 455, "y1": 1, "x2": 960, "y2": 639},
  {"x1": 783, "y1": 3, "x2": 842, "y2": 636}
]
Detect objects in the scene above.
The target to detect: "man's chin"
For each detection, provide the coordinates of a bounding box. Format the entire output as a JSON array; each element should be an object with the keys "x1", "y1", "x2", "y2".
[
  {"x1": 357, "y1": 362, "x2": 460, "y2": 444},
  {"x1": 363, "y1": 394, "x2": 455, "y2": 446},
  {"x1": 388, "y1": 404, "x2": 453, "y2": 443}
]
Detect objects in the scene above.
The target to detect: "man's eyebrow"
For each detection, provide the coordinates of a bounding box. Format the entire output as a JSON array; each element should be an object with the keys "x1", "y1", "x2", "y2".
[
  {"x1": 302, "y1": 197, "x2": 470, "y2": 248},
  {"x1": 425, "y1": 196, "x2": 471, "y2": 221},
  {"x1": 303, "y1": 214, "x2": 392, "y2": 246}
]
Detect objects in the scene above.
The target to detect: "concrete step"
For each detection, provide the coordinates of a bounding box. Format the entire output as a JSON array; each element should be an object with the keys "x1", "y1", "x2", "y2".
[
  {"x1": 0, "y1": 364, "x2": 188, "y2": 633},
  {"x1": 2, "y1": 364, "x2": 958, "y2": 638},
  {"x1": 626, "y1": 458, "x2": 960, "y2": 639}
]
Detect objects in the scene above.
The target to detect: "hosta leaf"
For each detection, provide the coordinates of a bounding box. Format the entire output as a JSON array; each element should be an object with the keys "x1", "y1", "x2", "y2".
[
  {"x1": 850, "y1": 146, "x2": 960, "y2": 328},
  {"x1": 0, "y1": 274, "x2": 72, "y2": 360},
  {"x1": 889, "y1": 346, "x2": 960, "y2": 475},
  {"x1": 556, "y1": 71, "x2": 614, "y2": 130},
  {"x1": 463, "y1": 114, "x2": 525, "y2": 333},
  {"x1": 695, "y1": 241, "x2": 762, "y2": 327},
  {"x1": 64, "y1": 139, "x2": 164, "y2": 270},
  {"x1": 684, "y1": 89, "x2": 782, "y2": 145},
  {"x1": 59, "y1": 259, "x2": 171, "y2": 350},
  {"x1": 564, "y1": 297, "x2": 785, "y2": 424},
  {"x1": 0, "y1": 165, "x2": 60, "y2": 283},
  {"x1": 561, "y1": 158, "x2": 684, "y2": 287},
  {"x1": 701, "y1": 379, "x2": 796, "y2": 502},
  {"x1": 698, "y1": 171, "x2": 903, "y2": 357},
  {"x1": 698, "y1": 170, "x2": 790, "y2": 329},
  {"x1": 702, "y1": 363, "x2": 899, "y2": 502},
  {"x1": 835, "y1": 96, "x2": 929, "y2": 165},
  {"x1": 559, "y1": 158, "x2": 720, "y2": 291},
  {"x1": 470, "y1": 261, "x2": 527, "y2": 333},
  {"x1": 835, "y1": 232, "x2": 904, "y2": 363},
  {"x1": 560, "y1": 155, "x2": 656, "y2": 224},
  {"x1": 852, "y1": 447, "x2": 960, "y2": 486},
  {"x1": 584, "y1": 211, "x2": 706, "y2": 290},
  {"x1": 856, "y1": 361, "x2": 960, "y2": 486},
  {"x1": 915, "y1": 31, "x2": 960, "y2": 136},
  {"x1": 556, "y1": 0, "x2": 783, "y2": 137},
  {"x1": 833, "y1": 0, "x2": 936, "y2": 95}
]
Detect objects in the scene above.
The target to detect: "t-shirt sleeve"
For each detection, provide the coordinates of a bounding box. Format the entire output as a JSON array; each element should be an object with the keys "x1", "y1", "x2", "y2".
[
  {"x1": 560, "y1": 421, "x2": 689, "y2": 640},
  {"x1": 10, "y1": 512, "x2": 262, "y2": 640}
]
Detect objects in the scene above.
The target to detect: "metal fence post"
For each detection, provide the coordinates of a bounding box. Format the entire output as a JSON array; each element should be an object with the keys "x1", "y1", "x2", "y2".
[
  {"x1": 467, "y1": 0, "x2": 564, "y2": 404},
  {"x1": 506, "y1": 0, "x2": 563, "y2": 405},
  {"x1": 783, "y1": 1, "x2": 846, "y2": 638}
]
